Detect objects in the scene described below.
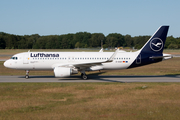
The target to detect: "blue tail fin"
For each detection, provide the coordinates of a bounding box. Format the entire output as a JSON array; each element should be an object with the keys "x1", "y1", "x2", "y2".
[
  {"x1": 140, "y1": 26, "x2": 169, "y2": 54},
  {"x1": 128, "y1": 26, "x2": 169, "y2": 69}
]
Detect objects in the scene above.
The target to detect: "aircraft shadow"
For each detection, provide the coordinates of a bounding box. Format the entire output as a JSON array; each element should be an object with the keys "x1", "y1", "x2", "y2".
[
  {"x1": 83, "y1": 75, "x2": 180, "y2": 82},
  {"x1": 18, "y1": 74, "x2": 180, "y2": 82}
]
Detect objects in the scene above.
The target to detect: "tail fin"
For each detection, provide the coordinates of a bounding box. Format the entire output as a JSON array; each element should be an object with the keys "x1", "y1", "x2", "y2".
[
  {"x1": 140, "y1": 26, "x2": 169, "y2": 54},
  {"x1": 128, "y1": 26, "x2": 169, "y2": 69}
]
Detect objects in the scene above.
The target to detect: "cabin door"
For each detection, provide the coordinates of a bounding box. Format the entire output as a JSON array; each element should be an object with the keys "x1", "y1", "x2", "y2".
[
  {"x1": 23, "y1": 53, "x2": 29, "y2": 64},
  {"x1": 136, "y1": 54, "x2": 141, "y2": 64}
]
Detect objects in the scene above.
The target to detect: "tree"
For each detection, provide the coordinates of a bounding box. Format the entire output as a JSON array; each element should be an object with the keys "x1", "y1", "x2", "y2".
[
  {"x1": 168, "y1": 44, "x2": 178, "y2": 49},
  {"x1": 75, "y1": 42, "x2": 80, "y2": 49},
  {"x1": 0, "y1": 31, "x2": 179, "y2": 49},
  {"x1": 88, "y1": 33, "x2": 104, "y2": 47},
  {"x1": 0, "y1": 36, "x2": 6, "y2": 49},
  {"x1": 165, "y1": 36, "x2": 177, "y2": 48},
  {"x1": 106, "y1": 33, "x2": 124, "y2": 48},
  {"x1": 133, "y1": 36, "x2": 150, "y2": 49},
  {"x1": 124, "y1": 34, "x2": 133, "y2": 47}
]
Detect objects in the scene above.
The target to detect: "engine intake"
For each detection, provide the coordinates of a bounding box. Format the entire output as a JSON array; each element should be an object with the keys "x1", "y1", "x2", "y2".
[{"x1": 54, "y1": 67, "x2": 72, "y2": 77}]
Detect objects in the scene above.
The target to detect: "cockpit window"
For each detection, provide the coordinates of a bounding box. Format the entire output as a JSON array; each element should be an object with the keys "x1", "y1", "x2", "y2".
[{"x1": 11, "y1": 57, "x2": 18, "y2": 60}]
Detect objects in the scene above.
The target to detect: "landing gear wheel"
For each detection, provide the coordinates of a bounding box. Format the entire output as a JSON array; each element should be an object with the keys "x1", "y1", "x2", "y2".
[
  {"x1": 81, "y1": 73, "x2": 88, "y2": 80},
  {"x1": 25, "y1": 70, "x2": 29, "y2": 79},
  {"x1": 25, "y1": 75, "x2": 29, "y2": 79}
]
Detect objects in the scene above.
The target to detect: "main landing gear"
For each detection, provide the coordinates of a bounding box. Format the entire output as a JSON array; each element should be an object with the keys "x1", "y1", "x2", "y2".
[
  {"x1": 81, "y1": 73, "x2": 88, "y2": 80},
  {"x1": 25, "y1": 70, "x2": 29, "y2": 79}
]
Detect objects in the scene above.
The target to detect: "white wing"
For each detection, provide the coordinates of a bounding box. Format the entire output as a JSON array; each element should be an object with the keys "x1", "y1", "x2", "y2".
[{"x1": 52, "y1": 49, "x2": 119, "y2": 70}]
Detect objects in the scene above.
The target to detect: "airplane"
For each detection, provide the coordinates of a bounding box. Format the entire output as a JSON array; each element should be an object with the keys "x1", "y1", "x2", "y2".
[{"x1": 4, "y1": 26, "x2": 173, "y2": 80}]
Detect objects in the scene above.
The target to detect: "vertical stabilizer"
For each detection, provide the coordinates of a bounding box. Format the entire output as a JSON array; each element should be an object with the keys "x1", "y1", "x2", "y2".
[
  {"x1": 140, "y1": 26, "x2": 169, "y2": 54},
  {"x1": 128, "y1": 26, "x2": 169, "y2": 68}
]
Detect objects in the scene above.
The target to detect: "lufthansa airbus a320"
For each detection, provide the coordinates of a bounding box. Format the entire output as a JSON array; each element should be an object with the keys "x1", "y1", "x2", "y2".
[{"x1": 4, "y1": 26, "x2": 172, "y2": 79}]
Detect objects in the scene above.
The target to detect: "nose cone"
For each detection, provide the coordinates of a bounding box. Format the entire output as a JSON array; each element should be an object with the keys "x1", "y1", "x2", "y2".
[
  {"x1": 4, "y1": 61, "x2": 8, "y2": 67},
  {"x1": 4, "y1": 60, "x2": 11, "y2": 68}
]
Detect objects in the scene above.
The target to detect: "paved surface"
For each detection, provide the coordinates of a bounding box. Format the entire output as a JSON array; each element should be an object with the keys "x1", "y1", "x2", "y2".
[
  {"x1": 0, "y1": 75, "x2": 180, "y2": 82},
  {"x1": 0, "y1": 59, "x2": 6, "y2": 61}
]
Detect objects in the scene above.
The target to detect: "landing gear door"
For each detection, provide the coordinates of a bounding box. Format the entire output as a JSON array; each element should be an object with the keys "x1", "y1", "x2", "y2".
[
  {"x1": 136, "y1": 54, "x2": 141, "y2": 64},
  {"x1": 23, "y1": 53, "x2": 29, "y2": 64}
]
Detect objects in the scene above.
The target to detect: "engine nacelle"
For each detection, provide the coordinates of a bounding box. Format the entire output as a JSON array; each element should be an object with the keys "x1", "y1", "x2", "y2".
[{"x1": 54, "y1": 67, "x2": 72, "y2": 77}]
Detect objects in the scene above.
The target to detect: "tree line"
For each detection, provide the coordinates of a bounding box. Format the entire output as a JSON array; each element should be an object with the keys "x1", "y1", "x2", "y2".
[{"x1": 0, "y1": 32, "x2": 179, "y2": 49}]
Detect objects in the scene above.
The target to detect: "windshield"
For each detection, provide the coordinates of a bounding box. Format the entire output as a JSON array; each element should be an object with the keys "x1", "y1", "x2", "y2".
[{"x1": 10, "y1": 57, "x2": 18, "y2": 60}]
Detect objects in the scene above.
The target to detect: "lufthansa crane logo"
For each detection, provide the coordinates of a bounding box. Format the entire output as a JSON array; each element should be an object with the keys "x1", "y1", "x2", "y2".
[{"x1": 150, "y1": 38, "x2": 163, "y2": 52}]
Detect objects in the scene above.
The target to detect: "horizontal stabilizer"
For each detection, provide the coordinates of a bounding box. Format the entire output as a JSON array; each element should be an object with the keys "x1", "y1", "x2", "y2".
[{"x1": 149, "y1": 54, "x2": 173, "y2": 60}]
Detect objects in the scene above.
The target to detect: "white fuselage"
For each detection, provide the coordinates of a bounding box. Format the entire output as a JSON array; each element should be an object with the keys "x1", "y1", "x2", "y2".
[{"x1": 4, "y1": 51, "x2": 140, "y2": 71}]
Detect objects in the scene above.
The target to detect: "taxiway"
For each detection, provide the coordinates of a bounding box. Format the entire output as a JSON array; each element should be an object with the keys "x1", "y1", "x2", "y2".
[{"x1": 0, "y1": 75, "x2": 180, "y2": 82}]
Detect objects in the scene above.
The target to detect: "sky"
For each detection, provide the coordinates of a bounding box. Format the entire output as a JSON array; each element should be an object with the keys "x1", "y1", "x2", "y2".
[{"x1": 0, "y1": 0, "x2": 180, "y2": 37}]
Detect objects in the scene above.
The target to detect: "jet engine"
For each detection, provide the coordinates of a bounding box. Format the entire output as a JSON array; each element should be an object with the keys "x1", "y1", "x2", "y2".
[{"x1": 54, "y1": 67, "x2": 72, "y2": 77}]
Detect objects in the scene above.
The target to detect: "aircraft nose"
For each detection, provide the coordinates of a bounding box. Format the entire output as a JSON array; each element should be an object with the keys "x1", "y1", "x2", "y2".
[
  {"x1": 4, "y1": 60, "x2": 11, "y2": 68},
  {"x1": 4, "y1": 61, "x2": 8, "y2": 67}
]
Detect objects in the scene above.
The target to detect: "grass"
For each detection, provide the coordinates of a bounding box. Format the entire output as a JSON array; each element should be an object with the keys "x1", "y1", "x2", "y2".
[
  {"x1": 0, "y1": 49, "x2": 180, "y2": 119},
  {"x1": 0, "y1": 82, "x2": 180, "y2": 120}
]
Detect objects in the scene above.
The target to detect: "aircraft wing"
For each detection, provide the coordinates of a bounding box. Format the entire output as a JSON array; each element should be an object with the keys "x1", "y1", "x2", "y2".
[{"x1": 52, "y1": 49, "x2": 119, "y2": 69}]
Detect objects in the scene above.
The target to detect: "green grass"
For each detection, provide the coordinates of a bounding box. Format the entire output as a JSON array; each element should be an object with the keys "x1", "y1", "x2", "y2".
[{"x1": 0, "y1": 82, "x2": 180, "y2": 120}]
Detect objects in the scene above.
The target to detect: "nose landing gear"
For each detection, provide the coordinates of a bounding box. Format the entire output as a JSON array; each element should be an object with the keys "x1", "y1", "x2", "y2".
[{"x1": 25, "y1": 70, "x2": 29, "y2": 79}]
